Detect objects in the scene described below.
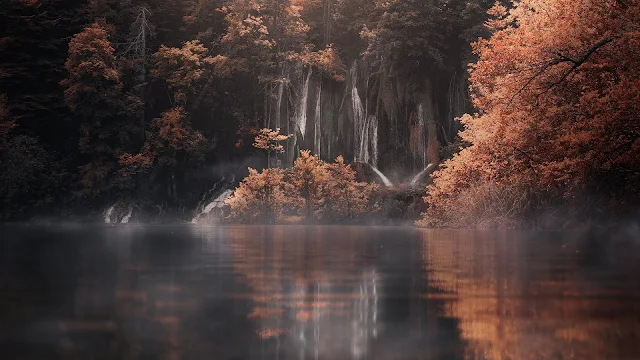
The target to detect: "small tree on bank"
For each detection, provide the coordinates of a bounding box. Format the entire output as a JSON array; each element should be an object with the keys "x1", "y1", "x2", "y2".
[{"x1": 253, "y1": 127, "x2": 292, "y2": 168}]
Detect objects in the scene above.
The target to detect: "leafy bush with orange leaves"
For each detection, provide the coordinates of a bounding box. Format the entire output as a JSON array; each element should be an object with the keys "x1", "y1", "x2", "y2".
[
  {"x1": 421, "y1": 0, "x2": 640, "y2": 228},
  {"x1": 226, "y1": 150, "x2": 379, "y2": 223},
  {"x1": 226, "y1": 167, "x2": 288, "y2": 223}
]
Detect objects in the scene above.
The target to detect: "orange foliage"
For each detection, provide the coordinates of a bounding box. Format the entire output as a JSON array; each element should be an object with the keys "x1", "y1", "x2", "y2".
[
  {"x1": 152, "y1": 41, "x2": 215, "y2": 104},
  {"x1": 63, "y1": 22, "x2": 121, "y2": 113},
  {"x1": 226, "y1": 150, "x2": 378, "y2": 223},
  {"x1": 321, "y1": 155, "x2": 379, "y2": 220},
  {"x1": 303, "y1": 45, "x2": 347, "y2": 81},
  {"x1": 422, "y1": 0, "x2": 640, "y2": 227},
  {"x1": 289, "y1": 150, "x2": 328, "y2": 218},
  {"x1": 119, "y1": 107, "x2": 206, "y2": 179},
  {"x1": 253, "y1": 127, "x2": 292, "y2": 154},
  {"x1": 150, "y1": 107, "x2": 206, "y2": 155},
  {"x1": 225, "y1": 167, "x2": 288, "y2": 223}
]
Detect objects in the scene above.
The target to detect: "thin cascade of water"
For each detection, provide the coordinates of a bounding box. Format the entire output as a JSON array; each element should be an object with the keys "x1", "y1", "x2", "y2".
[
  {"x1": 314, "y1": 83, "x2": 322, "y2": 158},
  {"x1": 370, "y1": 115, "x2": 378, "y2": 168},
  {"x1": 296, "y1": 68, "x2": 312, "y2": 139},
  {"x1": 191, "y1": 177, "x2": 234, "y2": 223},
  {"x1": 202, "y1": 189, "x2": 234, "y2": 214},
  {"x1": 350, "y1": 61, "x2": 379, "y2": 168},
  {"x1": 417, "y1": 103, "x2": 427, "y2": 168},
  {"x1": 121, "y1": 206, "x2": 133, "y2": 224},
  {"x1": 410, "y1": 163, "x2": 434, "y2": 186},
  {"x1": 275, "y1": 75, "x2": 284, "y2": 129},
  {"x1": 104, "y1": 204, "x2": 116, "y2": 223},
  {"x1": 370, "y1": 166, "x2": 393, "y2": 187}
]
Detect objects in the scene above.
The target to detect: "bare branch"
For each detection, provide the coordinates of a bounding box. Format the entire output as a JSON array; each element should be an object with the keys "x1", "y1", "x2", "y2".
[{"x1": 510, "y1": 36, "x2": 618, "y2": 103}]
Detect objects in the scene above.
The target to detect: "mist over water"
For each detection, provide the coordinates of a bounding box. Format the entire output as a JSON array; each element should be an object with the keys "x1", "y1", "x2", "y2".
[{"x1": 1, "y1": 225, "x2": 639, "y2": 360}]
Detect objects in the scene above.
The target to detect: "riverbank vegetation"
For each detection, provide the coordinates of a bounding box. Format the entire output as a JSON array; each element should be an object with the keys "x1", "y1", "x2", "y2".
[
  {"x1": 1, "y1": 0, "x2": 638, "y2": 227},
  {"x1": 419, "y1": 0, "x2": 640, "y2": 229},
  {"x1": 225, "y1": 151, "x2": 380, "y2": 224}
]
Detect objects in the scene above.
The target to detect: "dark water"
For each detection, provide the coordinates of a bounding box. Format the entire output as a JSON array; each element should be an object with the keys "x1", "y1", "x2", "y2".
[{"x1": 1, "y1": 225, "x2": 640, "y2": 360}]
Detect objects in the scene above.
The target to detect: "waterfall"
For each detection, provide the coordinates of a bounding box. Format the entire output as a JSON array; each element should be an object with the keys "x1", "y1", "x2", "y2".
[
  {"x1": 191, "y1": 177, "x2": 234, "y2": 223},
  {"x1": 314, "y1": 83, "x2": 322, "y2": 158},
  {"x1": 417, "y1": 103, "x2": 427, "y2": 168},
  {"x1": 410, "y1": 163, "x2": 434, "y2": 186},
  {"x1": 351, "y1": 62, "x2": 366, "y2": 163},
  {"x1": 121, "y1": 206, "x2": 133, "y2": 224},
  {"x1": 351, "y1": 61, "x2": 379, "y2": 167},
  {"x1": 296, "y1": 68, "x2": 312, "y2": 139},
  {"x1": 191, "y1": 189, "x2": 234, "y2": 224},
  {"x1": 104, "y1": 204, "x2": 116, "y2": 223},
  {"x1": 202, "y1": 189, "x2": 234, "y2": 215},
  {"x1": 370, "y1": 115, "x2": 378, "y2": 168},
  {"x1": 370, "y1": 166, "x2": 393, "y2": 187},
  {"x1": 275, "y1": 75, "x2": 284, "y2": 128}
]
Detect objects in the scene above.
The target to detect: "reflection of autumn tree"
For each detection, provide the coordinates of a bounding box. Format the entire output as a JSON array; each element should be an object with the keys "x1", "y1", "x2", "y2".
[
  {"x1": 424, "y1": 0, "x2": 640, "y2": 227},
  {"x1": 420, "y1": 230, "x2": 640, "y2": 360},
  {"x1": 226, "y1": 226, "x2": 381, "y2": 356}
]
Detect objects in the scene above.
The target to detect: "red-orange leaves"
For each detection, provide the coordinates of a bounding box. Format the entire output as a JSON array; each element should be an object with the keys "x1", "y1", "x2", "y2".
[
  {"x1": 152, "y1": 40, "x2": 215, "y2": 105},
  {"x1": 422, "y1": 0, "x2": 640, "y2": 227}
]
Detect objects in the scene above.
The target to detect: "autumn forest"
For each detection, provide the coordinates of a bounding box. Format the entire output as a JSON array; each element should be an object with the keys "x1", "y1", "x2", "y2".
[{"x1": 0, "y1": 0, "x2": 638, "y2": 227}]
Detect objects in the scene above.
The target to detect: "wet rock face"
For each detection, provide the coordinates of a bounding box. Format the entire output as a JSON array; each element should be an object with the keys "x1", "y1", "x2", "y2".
[{"x1": 261, "y1": 60, "x2": 470, "y2": 176}]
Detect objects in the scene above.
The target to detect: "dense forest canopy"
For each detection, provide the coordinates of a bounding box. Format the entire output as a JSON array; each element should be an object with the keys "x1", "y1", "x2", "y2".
[{"x1": 0, "y1": 0, "x2": 638, "y2": 227}]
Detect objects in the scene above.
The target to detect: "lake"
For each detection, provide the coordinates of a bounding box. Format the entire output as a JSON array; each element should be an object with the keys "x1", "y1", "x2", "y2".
[{"x1": 1, "y1": 225, "x2": 639, "y2": 359}]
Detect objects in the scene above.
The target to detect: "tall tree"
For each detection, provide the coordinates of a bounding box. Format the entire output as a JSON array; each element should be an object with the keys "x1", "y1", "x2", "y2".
[
  {"x1": 424, "y1": 0, "x2": 640, "y2": 226},
  {"x1": 63, "y1": 22, "x2": 141, "y2": 196}
]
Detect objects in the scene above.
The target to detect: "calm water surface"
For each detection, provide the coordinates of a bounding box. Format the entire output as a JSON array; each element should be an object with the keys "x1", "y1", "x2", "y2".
[{"x1": 1, "y1": 225, "x2": 640, "y2": 360}]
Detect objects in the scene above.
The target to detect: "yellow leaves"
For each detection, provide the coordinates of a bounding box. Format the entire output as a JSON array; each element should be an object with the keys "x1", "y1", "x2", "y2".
[
  {"x1": 64, "y1": 23, "x2": 121, "y2": 97},
  {"x1": 226, "y1": 167, "x2": 287, "y2": 223},
  {"x1": 253, "y1": 127, "x2": 292, "y2": 153},
  {"x1": 152, "y1": 40, "x2": 214, "y2": 103},
  {"x1": 226, "y1": 151, "x2": 379, "y2": 223},
  {"x1": 422, "y1": 0, "x2": 640, "y2": 227},
  {"x1": 210, "y1": 55, "x2": 248, "y2": 77},
  {"x1": 152, "y1": 107, "x2": 206, "y2": 154},
  {"x1": 305, "y1": 45, "x2": 347, "y2": 82},
  {"x1": 485, "y1": 2, "x2": 509, "y2": 31}
]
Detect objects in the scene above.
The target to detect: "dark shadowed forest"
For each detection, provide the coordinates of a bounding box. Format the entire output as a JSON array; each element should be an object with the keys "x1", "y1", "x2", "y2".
[{"x1": 1, "y1": 0, "x2": 638, "y2": 227}]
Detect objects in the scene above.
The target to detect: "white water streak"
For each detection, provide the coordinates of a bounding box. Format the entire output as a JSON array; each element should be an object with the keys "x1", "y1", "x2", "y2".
[
  {"x1": 203, "y1": 189, "x2": 234, "y2": 214},
  {"x1": 351, "y1": 62, "x2": 366, "y2": 163},
  {"x1": 296, "y1": 68, "x2": 312, "y2": 139},
  {"x1": 314, "y1": 83, "x2": 322, "y2": 158},
  {"x1": 410, "y1": 163, "x2": 434, "y2": 186},
  {"x1": 121, "y1": 206, "x2": 133, "y2": 224},
  {"x1": 104, "y1": 204, "x2": 116, "y2": 223},
  {"x1": 370, "y1": 166, "x2": 393, "y2": 187}
]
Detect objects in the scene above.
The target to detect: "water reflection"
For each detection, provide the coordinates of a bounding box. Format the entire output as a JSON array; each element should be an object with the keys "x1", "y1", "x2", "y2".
[
  {"x1": 421, "y1": 230, "x2": 640, "y2": 360},
  {"x1": 225, "y1": 227, "x2": 384, "y2": 359},
  {"x1": 0, "y1": 225, "x2": 639, "y2": 360}
]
